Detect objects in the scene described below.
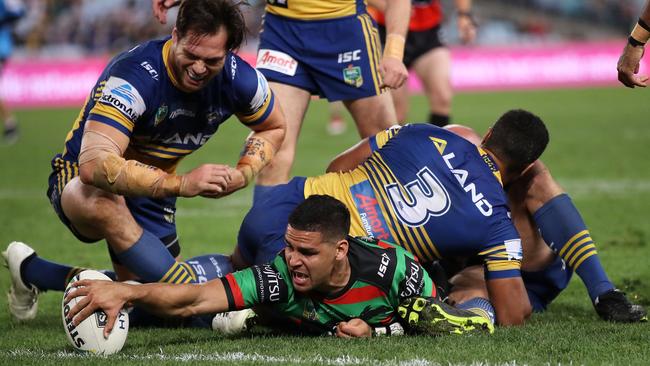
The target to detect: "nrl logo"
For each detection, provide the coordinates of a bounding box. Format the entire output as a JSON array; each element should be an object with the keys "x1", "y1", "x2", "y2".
[
  {"x1": 154, "y1": 104, "x2": 168, "y2": 126},
  {"x1": 343, "y1": 65, "x2": 363, "y2": 88}
]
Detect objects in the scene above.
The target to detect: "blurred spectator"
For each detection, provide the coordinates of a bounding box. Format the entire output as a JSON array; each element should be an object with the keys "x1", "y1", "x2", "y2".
[
  {"x1": 11, "y1": 0, "x2": 264, "y2": 56},
  {"x1": 0, "y1": 0, "x2": 24, "y2": 144}
]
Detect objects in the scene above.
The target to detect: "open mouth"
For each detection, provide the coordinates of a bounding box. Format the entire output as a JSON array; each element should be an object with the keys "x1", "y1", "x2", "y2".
[
  {"x1": 291, "y1": 271, "x2": 309, "y2": 286},
  {"x1": 186, "y1": 69, "x2": 205, "y2": 85}
]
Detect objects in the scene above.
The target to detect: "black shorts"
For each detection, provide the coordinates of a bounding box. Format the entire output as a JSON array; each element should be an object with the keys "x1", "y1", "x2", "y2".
[{"x1": 378, "y1": 25, "x2": 445, "y2": 69}]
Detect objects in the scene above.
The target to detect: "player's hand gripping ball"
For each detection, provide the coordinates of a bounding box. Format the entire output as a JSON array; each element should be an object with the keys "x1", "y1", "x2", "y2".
[{"x1": 62, "y1": 270, "x2": 129, "y2": 355}]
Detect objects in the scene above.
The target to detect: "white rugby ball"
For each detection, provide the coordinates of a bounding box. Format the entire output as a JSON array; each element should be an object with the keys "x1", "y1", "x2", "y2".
[{"x1": 61, "y1": 270, "x2": 129, "y2": 355}]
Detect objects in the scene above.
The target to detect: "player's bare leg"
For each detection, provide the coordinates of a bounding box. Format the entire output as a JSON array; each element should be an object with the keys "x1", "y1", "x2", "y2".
[
  {"x1": 388, "y1": 83, "x2": 409, "y2": 124},
  {"x1": 412, "y1": 47, "x2": 452, "y2": 126},
  {"x1": 256, "y1": 82, "x2": 311, "y2": 186},
  {"x1": 344, "y1": 92, "x2": 398, "y2": 138}
]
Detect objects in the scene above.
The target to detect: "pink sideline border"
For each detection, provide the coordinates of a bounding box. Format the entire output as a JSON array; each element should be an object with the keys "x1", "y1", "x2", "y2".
[{"x1": 0, "y1": 40, "x2": 643, "y2": 108}]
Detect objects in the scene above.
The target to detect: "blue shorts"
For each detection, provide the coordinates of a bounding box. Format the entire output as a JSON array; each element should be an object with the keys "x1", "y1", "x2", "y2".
[
  {"x1": 46, "y1": 155, "x2": 181, "y2": 259},
  {"x1": 522, "y1": 256, "x2": 573, "y2": 311},
  {"x1": 237, "y1": 177, "x2": 307, "y2": 265},
  {"x1": 257, "y1": 13, "x2": 384, "y2": 102}
]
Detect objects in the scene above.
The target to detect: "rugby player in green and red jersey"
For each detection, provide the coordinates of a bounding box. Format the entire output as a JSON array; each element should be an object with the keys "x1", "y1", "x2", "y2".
[{"x1": 64, "y1": 195, "x2": 493, "y2": 337}]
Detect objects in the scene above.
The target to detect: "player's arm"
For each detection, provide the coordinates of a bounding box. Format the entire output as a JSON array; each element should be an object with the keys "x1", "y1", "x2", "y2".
[
  {"x1": 228, "y1": 100, "x2": 286, "y2": 194},
  {"x1": 65, "y1": 278, "x2": 229, "y2": 338},
  {"x1": 617, "y1": 1, "x2": 650, "y2": 88},
  {"x1": 486, "y1": 277, "x2": 531, "y2": 326},
  {"x1": 78, "y1": 121, "x2": 230, "y2": 198},
  {"x1": 327, "y1": 126, "x2": 402, "y2": 172},
  {"x1": 480, "y1": 239, "x2": 532, "y2": 325},
  {"x1": 454, "y1": 0, "x2": 476, "y2": 45},
  {"x1": 327, "y1": 138, "x2": 372, "y2": 173},
  {"x1": 379, "y1": 0, "x2": 410, "y2": 89}
]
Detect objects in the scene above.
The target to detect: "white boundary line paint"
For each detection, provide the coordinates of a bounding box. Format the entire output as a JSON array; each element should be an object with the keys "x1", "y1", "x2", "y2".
[{"x1": 1, "y1": 349, "x2": 522, "y2": 366}]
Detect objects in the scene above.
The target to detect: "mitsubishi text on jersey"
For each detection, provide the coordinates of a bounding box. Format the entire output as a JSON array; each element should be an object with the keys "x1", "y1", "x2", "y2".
[{"x1": 220, "y1": 237, "x2": 435, "y2": 334}]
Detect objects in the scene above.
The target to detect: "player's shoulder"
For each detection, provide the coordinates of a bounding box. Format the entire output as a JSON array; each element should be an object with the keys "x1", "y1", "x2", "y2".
[
  {"x1": 348, "y1": 237, "x2": 401, "y2": 289},
  {"x1": 221, "y1": 52, "x2": 260, "y2": 84},
  {"x1": 105, "y1": 39, "x2": 166, "y2": 86}
]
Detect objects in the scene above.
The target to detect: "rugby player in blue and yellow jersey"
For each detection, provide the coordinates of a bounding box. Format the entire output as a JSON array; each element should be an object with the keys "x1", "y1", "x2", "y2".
[
  {"x1": 155, "y1": 0, "x2": 411, "y2": 187},
  {"x1": 235, "y1": 110, "x2": 550, "y2": 326},
  {"x1": 3, "y1": 0, "x2": 285, "y2": 321},
  {"x1": 63, "y1": 195, "x2": 493, "y2": 338}
]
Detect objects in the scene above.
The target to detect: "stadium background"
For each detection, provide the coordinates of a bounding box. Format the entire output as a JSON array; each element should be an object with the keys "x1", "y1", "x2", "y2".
[{"x1": 1, "y1": 1, "x2": 649, "y2": 364}]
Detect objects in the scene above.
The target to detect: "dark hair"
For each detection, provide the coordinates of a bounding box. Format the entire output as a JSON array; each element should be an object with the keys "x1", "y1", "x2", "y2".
[
  {"x1": 288, "y1": 195, "x2": 351, "y2": 243},
  {"x1": 483, "y1": 109, "x2": 549, "y2": 174},
  {"x1": 176, "y1": 0, "x2": 246, "y2": 51}
]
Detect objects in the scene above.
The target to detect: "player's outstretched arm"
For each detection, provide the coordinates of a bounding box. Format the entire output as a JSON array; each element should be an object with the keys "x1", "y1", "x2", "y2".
[
  {"x1": 379, "y1": 0, "x2": 410, "y2": 89},
  {"x1": 486, "y1": 277, "x2": 531, "y2": 326},
  {"x1": 65, "y1": 278, "x2": 229, "y2": 337},
  {"x1": 617, "y1": 1, "x2": 650, "y2": 88}
]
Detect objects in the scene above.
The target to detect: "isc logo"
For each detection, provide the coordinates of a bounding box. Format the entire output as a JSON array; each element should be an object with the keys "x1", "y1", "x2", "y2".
[{"x1": 338, "y1": 50, "x2": 361, "y2": 63}]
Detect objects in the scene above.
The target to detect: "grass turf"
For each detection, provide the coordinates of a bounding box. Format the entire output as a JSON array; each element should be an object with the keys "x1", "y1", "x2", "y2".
[{"x1": 1, "y1": 87, "x2": 649, "y2": 365}]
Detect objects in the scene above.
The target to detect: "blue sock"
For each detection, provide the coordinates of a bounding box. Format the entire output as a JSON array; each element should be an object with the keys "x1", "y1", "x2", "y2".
[
  {"x1": 115, "y1": 229, "x2": 195, "y2": 284},
  {"x1": 184, "y1": 254, "x2": 233, "y2": 282},
  {"x1": 457, "y1": 297, "x2": 495, "y2": 324},
  {"x1": 21, "y1": 256, "x2": 87, "y2": 291},
  {"x1": 533, "y1": 194, "x2": 614, "y2": 301}
]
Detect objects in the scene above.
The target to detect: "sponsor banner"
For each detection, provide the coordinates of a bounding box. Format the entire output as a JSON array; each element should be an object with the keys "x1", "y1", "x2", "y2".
[
  {"x1": 0, "y1": 57, "x2": 108, "y2": 107},
  {"x1": 0, "y1": 41, "x2": 643, "y2": 108},
  {"x1": 409, "y1": 40, "x2": 643, "y2": 91}
]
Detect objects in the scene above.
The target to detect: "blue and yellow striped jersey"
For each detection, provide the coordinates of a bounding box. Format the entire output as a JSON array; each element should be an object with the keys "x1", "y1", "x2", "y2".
[
  {"x1": 53, "y1": 37, "x2": 274, "y2": 174},
  {"x1": 304, "y1": 124, "x2": 523, "y2": 279},
  {"x1": 266, "y1": 0, "x2": 368, "y2": 20}
]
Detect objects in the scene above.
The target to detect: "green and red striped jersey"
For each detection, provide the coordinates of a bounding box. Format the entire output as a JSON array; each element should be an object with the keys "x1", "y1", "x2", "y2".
[{"x1": 220, "y1": 236, "x2": 436, "y2": 334}]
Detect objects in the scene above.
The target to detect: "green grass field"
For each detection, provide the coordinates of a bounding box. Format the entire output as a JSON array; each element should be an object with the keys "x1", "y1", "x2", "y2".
[{"x1": 1, "y1": 87, "x2": 649, "y2": 365}]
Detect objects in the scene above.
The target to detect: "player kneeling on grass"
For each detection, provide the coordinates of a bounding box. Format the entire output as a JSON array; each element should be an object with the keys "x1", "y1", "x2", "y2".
[
  {"x1": 64, "y1": 195, "x2": 493, "y2": 337},
  {"x1": 443, "y1": 124, "x2": 646, "y2": 323}
]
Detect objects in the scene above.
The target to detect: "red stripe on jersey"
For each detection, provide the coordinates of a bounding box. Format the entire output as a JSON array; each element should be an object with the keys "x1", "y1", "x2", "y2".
[
  {"x1": 376, "y1": 240, "x2": 394, "y2": 249},
  {"x1": 225, "y1": 274, "x2": 245, "y2": 309},
  {"x1": 324, "y1": 286, "x2": 386, "y2": 305}
]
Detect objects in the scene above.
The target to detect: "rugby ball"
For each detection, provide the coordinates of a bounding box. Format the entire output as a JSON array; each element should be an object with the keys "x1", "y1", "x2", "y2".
[{"x1": 61, "y1": 270, "x2": 129, "y2": 355}]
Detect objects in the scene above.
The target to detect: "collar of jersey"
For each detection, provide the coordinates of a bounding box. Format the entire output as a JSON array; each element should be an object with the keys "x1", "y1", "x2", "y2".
[
  {"x1": 477, "y1": 146, "x2": 503, "y2": 186},
  {"x1": 162, "y1": 39, "x2": 183, "y2": 89}
]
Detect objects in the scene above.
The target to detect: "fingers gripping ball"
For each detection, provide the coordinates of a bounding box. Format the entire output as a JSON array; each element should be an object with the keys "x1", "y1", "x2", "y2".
[{"x1": 61, "y1": 270, "x2": 129, "y2": 355}]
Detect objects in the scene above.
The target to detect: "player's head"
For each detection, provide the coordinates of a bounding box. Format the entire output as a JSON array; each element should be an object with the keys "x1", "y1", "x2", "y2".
[
  {"x1": 170, "y1": 0, "x2": 246, "y2": 92},
  {"x1": 482, "y1": 109, "x2": 549, "y2": 176},
  {"x1": 284, "y1": 195, "x2": 351, "y2": 293}
]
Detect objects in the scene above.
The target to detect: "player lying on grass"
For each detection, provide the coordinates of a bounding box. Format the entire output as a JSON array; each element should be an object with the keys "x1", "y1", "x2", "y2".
[
  {"x1": 440, "y1": 125, "x2": 647, "y2": 323},
  {"x1": 232, "y1": 110, "x2": 551, "y2": 326},
  {"x1": 6, "y1": 110, "x2": 541, "y2": 327},
  {"x1": 63, "y1": 195, "x2": 493, "y2": 338}
]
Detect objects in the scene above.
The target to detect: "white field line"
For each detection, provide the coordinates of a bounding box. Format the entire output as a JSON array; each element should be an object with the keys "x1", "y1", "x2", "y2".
[{"x1": 1, "y1": 349, "x2": 524, "y2": 366}]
